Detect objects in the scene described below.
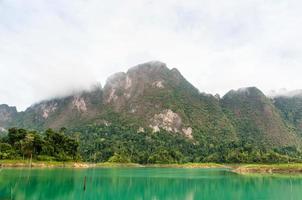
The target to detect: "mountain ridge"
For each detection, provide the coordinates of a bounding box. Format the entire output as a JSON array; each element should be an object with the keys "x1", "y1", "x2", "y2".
[{"x1": 1, "y1": 61, "x2": 302, "y2": 151}]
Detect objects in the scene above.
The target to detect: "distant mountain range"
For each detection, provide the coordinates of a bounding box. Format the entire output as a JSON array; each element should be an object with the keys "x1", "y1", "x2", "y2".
[{"x1": 1, "y1": 61, "x2": 302, "y2": 150}]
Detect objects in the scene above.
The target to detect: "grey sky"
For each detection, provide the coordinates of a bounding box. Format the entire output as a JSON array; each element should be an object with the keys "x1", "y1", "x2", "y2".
[{"x1": 0, "y1": 0, "x2": 301, "y2": 111}]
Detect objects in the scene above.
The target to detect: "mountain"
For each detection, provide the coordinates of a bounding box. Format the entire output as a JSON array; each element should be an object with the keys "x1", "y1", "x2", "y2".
[
  {"x1": 221, "y1": 87, "x2": 300, "y2": 147},
  {"x1": 1, "y1": 61, "x2": 302, "y2": 163},
  {"x1": 5, "y1": 61, "x2": 236, "y2": 143},
  {"x1": 12, "y1": 85, "x2": 103, "y2": 130},
  {"x1": 273, "y1": 93, "x2": 302, "y2": 136},
  {"x1": 102, "y1": 61, "x2": 236, "y2": 141}
]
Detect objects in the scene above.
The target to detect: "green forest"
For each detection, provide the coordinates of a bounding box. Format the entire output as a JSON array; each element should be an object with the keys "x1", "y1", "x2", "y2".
[
  {"x1": 1, "y1": 65, "x2": 302, "y2": 165},
  {"x1": 0, "y1": 128, "x2": 79, "y2": 161},
  {"x1": 1, "y1": 124, "x2": 302, "y2": 164}
]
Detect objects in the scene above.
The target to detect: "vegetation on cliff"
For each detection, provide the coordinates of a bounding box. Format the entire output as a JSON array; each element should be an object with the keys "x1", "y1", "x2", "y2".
[{"x1": 1, "y1": 62, "x2": 302, "y2": 165}]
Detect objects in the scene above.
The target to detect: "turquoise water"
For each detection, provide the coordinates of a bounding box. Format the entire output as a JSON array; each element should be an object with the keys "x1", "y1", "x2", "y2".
[{"x1": 0, "y1": 168, "x2": 302, "y2": 200}]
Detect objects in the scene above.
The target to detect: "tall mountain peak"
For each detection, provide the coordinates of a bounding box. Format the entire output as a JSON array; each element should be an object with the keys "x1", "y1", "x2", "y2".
[
  {"x1": 1, "y1": 61, "x2": 302, "y2": 150},
  {"x1": 127, "y1": 61, "x2": 168, "y2": 74},
  {"x1": 103, "y1": 61, "x2": 188, "y2": 108}
]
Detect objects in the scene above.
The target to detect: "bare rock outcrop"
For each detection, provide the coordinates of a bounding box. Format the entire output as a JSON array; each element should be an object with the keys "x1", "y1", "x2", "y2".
[{"x1": 149, "y1": 109, "x2": 193, "y2": 138}]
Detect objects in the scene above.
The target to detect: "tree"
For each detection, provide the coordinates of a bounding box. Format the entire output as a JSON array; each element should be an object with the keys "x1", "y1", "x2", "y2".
[
  {"x1": 21, "y1": 133, "x2": 35, "y2": 158},
  {"x1": 8, "y1": 128, "x2": 26, "y2": 146},
  {"x1": 0, "y1": 143, "x2": 14, "y2": 159}
]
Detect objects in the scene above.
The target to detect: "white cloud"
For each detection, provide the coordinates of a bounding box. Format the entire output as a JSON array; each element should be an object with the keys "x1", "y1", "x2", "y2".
[{"x1": 0, "y1": 0, "x2": 302, "y2": 110}]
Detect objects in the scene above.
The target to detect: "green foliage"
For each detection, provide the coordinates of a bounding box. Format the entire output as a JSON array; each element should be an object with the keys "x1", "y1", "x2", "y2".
[
  {"x1": 108, "y1": 153, "x2": 131, "y2": 163},
  {"x1": 36, "y1": 155, "x2": 55, "y2": 161},
  {"x1": 1, "y1": 124, "x2": 302, "y2": 164},
  {"x1": 221, "y1": 87, "x2": 299, "y2": 148},
  {"x1": 67, "y1": 122, "x2": 302, "y2": 164},
  {"x1": 0, "y1": 143, "x2": 15, "y2": 159},
  {"x1": 0, "y1": 128, "x2": 79, "y2": 161},
  {"x1": 274, "y1": 96, "x2": 302, "y2": 135}
]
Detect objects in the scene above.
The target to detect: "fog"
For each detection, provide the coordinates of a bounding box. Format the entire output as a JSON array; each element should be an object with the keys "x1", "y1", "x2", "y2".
[{"x1": 1, "y1": 0, "x2": 302, "y2": 110}]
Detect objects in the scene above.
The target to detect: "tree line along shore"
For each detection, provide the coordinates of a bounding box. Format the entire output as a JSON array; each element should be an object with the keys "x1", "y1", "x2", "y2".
[{"x1": 1, "y1": 127, "x2": 302, "y2": 174}]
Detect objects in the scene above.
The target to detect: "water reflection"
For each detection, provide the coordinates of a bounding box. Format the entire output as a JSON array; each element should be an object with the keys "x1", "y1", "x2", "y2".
[{"x1": 0, "y1": 168, "x2": 301, "y2": 200}]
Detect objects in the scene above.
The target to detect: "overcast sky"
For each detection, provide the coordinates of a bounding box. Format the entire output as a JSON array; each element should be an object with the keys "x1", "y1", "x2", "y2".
[{"x1": 0, "y1": 0, "x2": 302, "y2": 111}]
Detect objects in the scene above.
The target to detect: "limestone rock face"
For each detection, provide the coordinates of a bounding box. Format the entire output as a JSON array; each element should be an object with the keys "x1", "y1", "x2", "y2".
[
  {"x1": 103, "y1": 61, "x2": 171, "y2": 111},
  {"x1": 150, "y1": 109, "x2": 182, "y2": 133},
  {"x1": 40, "y1": 102, "x2": 58, "y2": 119},
  {"x1": 11, "y1": 86, "x2": 103, "y2": 129},
  {"x1": 0, "y1": 127, "x2": 6, "y2": 132},
  {"x1": 149, "y1": 109, "x2": 193, "y2": 138},
  {"x1": 72, "y1": 96, "x2": 87, "y2": 112},
  {"x1": 182, "y1": 127, "x2": 193, "y2": 139}
]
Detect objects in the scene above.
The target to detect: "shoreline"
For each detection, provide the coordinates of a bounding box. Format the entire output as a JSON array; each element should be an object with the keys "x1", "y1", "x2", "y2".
[
  {"x1": 1, "y1": 160, "x2": 302, "y2": 174},
  {"x1": 0, "y1": 160, "x2": 225, "y2": 169},
  {"x1": 233, "y1": 164, "x2": 302, "y2": 174}
]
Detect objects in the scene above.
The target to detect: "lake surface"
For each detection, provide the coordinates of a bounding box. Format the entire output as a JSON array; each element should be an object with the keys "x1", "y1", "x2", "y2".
[{"x1": 1, "y1": 168, "x2": 302, "y2": 200}]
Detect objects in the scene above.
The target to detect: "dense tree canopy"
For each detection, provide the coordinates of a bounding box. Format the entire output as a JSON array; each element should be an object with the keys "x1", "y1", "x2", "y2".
[
  {"x1": 0, "y1": 128, "x2": 79, "y2": 161},
  {"x1": 68, "y1": 123, "x2": 302, "y2": 164},
  {"x1": 1, "y1": 124, "x2": 301, "y2": 164}
]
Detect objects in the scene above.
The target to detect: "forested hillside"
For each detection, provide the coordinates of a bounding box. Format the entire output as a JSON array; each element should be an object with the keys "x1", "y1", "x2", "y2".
[{"x1": 1, "y1": 61, "x2": 302, "y2": 163}]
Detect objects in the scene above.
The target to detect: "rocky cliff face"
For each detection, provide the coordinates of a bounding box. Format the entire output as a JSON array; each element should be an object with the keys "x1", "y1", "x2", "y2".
[
  {"x1": 101, "y1": 61, "x2": 200, "y2": 138},
  {"x1": 12, "y1": 85, "x2": 103, "y2": 129},
  {"x1": 1, "y1": 61, "x2": 302, "y2": 149},
  {"x1": 103, "y1": 61, "x2": 183, "y2": 111},
  {"x1": 102, "y1": 61, "x2": 236, "y2": 140},
  {"x1": 0, "y1": 61, "x2": 236, "y2": 142}
]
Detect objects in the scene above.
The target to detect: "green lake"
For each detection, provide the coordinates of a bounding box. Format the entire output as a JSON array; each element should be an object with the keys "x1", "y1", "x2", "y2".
[{"x1": 1, "y1": 168, "x2": 302, "y2": 200}]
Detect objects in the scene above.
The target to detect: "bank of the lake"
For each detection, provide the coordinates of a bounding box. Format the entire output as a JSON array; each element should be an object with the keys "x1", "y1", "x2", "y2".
[
  {"x1": 0, "y1": 160, "x2": 225, "y2": 169},
  {"x1": 0, "y1": 160, "x2": 91, "y2": 168},
  {"x1": 233, "y1": 163, "x2": 302, "y2": 174},
  {"x1": 2, "y1": 160, "x2": 302, "y2": 174}
]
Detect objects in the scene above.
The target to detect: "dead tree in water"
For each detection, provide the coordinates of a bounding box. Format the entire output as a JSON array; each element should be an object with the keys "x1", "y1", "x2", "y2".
[{"x1": 83, "y1": 176, "x2": 87, "y2": 191}]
